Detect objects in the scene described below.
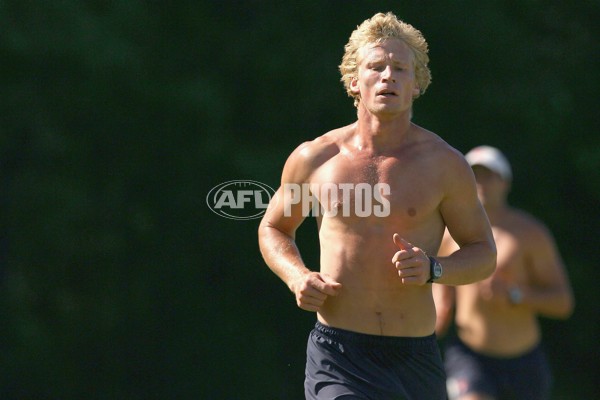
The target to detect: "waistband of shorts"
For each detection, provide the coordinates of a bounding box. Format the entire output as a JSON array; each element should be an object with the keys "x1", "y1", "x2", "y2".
[
  {"x1": 451, "y1": 334, "x2": 543, "y2": 360},
  {"x1": 313, "y1": 321, "x2": 437, "y2": 349}
]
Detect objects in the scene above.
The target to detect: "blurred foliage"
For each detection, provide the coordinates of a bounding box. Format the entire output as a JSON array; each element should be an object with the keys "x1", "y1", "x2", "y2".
[{"x1": 0, "y1": 1, "x2": 598, "y2": 398}]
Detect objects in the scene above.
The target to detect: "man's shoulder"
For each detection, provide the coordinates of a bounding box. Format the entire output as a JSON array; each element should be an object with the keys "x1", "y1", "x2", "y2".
[
  {"x1": 410, "y1": 126, "x2": 473, "y2": 180},
  {"x1": 291, "y1": 127, "x2": 347, "y2": 164},
  {"x1": 282, "y1": 125, "x2": 352, "y2": 183},
  {"x1": 499, "y1": 208, "x2": 561, "y2": 260},
  {"x1": 505, "y1": 208, "x2": 552, "y2": 240},
  {"x1": 411, "y1": 124, "x2": 465, "y2": 161}
]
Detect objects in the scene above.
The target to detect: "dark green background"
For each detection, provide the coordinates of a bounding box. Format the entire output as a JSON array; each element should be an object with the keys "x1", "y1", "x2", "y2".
[{"x1": 1, "y1": 1, "x2": 598, "y2": 398}]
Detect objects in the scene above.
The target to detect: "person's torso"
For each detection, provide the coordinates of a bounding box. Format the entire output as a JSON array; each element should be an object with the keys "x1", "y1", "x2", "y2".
[
  {"x1": 308, "y1": 127, "x2": 448, "y2": 337},
  {"x1": 456, "y1": 215, "x2": 541, "y2": 356}
]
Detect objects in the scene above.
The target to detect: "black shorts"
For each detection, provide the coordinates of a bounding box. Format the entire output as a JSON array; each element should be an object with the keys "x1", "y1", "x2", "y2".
[
  {"x1": 444, "y1": 336, "x2": 552, "y2": 400},
  {"x1": 304, "y1": 322, "x2": 446, "y2": 400}
]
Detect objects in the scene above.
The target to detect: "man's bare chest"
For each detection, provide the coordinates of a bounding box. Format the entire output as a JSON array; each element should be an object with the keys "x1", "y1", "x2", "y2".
[
  {"x1": 492, "y1": 227, "x2": 529, "y2": 281},
  {"x1": 307, "y1": 154, "x2": 439, "y2": 221}
]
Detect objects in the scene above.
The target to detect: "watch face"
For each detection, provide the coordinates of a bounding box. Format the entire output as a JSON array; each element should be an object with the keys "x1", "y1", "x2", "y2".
[
  {"x1": 427, "y1": 257, "x2": 443, "y2": 283},
  {"x1": 434, "y1": 262, "x2": 442, "y2": 278}
]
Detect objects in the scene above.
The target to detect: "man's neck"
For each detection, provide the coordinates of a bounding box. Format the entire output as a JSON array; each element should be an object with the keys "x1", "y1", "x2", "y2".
[{"x1": 353, "y1": 106, "x2": 413, "y2": 153}]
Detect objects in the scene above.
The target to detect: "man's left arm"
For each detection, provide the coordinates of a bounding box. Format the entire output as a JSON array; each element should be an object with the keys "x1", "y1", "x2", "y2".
[{"x1": 517, "y1": 224, "x2": 575, "y2": 319}]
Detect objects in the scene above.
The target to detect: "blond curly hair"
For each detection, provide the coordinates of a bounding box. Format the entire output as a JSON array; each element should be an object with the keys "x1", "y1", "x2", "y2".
[{"x1": 339, "y1": 12, "x2": 432, "y2": 108}]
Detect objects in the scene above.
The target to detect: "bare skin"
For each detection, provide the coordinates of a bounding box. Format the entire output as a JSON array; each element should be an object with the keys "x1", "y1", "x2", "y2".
[
  {"x1": 259, "y1": 39, "x2": 496, "y2": 337},
  {"x1": 433, "y1": 166, "x2": 574, "y2": 398}
]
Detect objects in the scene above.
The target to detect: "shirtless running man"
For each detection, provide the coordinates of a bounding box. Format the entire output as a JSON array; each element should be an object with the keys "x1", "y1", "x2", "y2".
[{"x1": 258, "y1": 12, "x2": 496, "y2": 399}]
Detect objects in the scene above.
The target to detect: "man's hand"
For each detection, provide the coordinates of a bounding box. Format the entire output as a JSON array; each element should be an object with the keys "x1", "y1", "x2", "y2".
[
  {"x1": 392, "y1": 233, "x2": 430, "y2": 285},
  {"x1": 290, "y1": 272, "x2": 342, "y2": 312}
]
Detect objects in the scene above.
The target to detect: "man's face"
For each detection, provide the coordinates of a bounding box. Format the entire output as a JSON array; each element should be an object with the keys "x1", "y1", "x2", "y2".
[
  {"x1": 351, "y1": 39, "x2": 420, "y2": 117},
  {"x1": 472, "y1": 165, "x2": 509, "y2": 208}
]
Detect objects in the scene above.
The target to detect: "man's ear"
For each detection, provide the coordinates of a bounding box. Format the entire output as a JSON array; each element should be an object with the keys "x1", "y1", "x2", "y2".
[
  {"x1": 412, "y1": 86, "x2": 421, "y2": 97},
  {"x1": 350, "y1": 77, "x2": 360, "y2": 94}
]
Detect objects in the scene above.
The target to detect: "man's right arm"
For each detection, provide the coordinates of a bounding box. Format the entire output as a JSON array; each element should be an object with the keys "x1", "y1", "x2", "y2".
[{"x1": 258, "y1": 141, "x2": 341, "y2": 311}]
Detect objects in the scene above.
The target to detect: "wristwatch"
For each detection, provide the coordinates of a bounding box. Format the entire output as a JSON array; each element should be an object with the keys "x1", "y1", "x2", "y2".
[
  {"x1": 508, "y1": 286, "x2": 523, "y2": 305},
  {"x1": 427, "y1": 256, "x2": 443, "y2": 283}
]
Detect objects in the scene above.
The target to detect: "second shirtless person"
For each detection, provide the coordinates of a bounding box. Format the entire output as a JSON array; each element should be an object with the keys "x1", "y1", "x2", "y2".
[{"x1": 258, "y1": 12, "x2": 496, "y2": 399}]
